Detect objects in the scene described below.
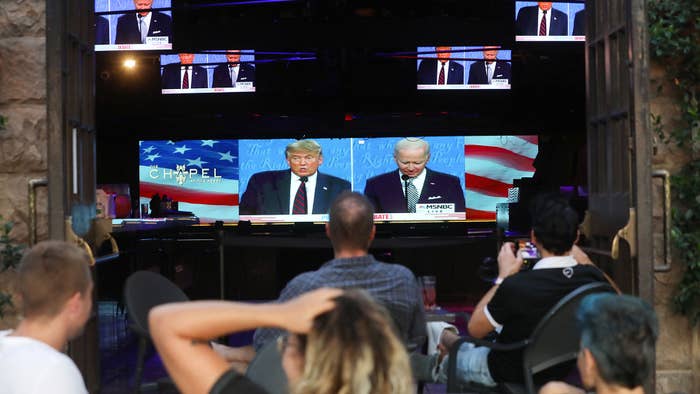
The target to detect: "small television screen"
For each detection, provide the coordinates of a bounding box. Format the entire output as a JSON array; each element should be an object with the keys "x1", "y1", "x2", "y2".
[
  {"x1": 139, "y1": 139, "x2": 239, "y2": 222},
  {"x1": 95, "y1": 0, "x2": 173, "y2": 51},
  {"x1": 160, "y1": 51, "x2": 256, "y2": 94},
  {"x1": 417, "y1": 46, "x2": 512, "y2": 90},
  {"x1": 515, "y1": 1, "x2": 586, "y2": 42},
  {"x1": 138, "y1": 136, "x2": 538, "y2": 225}
]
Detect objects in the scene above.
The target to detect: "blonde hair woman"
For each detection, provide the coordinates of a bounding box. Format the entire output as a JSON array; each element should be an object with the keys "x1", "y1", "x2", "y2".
[{"x1": 149, "y1": 288, "x2": 414, "y2": 394}]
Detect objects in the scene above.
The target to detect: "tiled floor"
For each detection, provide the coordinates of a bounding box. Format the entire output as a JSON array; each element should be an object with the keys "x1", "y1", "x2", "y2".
[{"x1": 99, "y1": 301, "x2": 176, "y2": 393}]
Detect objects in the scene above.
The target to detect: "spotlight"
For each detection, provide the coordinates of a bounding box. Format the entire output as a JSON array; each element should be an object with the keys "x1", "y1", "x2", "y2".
[{"x1": 123, "y1": 58, "x2": 136, "y2": 69}]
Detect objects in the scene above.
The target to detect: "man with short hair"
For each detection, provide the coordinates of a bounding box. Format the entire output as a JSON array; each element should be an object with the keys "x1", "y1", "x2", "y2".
[
  {"x1": 115, "y1": 0, "x2": 172, "y2": 45},
  {"x1": 539, "y1": 293, "x2": 658, "y2": 394},
  {"x1": 239, "y1": 139, "x2": 351, "y2": 215},
  {"x1": 467, "y1": 46, "x2": 512, "y2": 85},
  {"x1": 430, "y1": 195, "x2": 607, "y2": 387},
  {"x1": 216, "y1": 192, "x2": 426, "y2": 368},
  {"x1": 417, "y1": 46, "x2": 465, "y2": 85},
  {"x1": 253, "y1": 191, "x2": 427, "y2": 350},
  {"x1": 0, "y1": 240, "x2": 93, "y2": 394},
  {"x1": 212, "y1": 50, "x2": 256, "y2": 88},
  {"x1": 161, "y1": 53, "x2": 208, "y2": 90},
  {"x1": 364, "y1": 138, "x2": 466, "y2": 214}
]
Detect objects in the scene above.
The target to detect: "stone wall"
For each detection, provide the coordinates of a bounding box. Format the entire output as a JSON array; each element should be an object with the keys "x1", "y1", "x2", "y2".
[
  {"x1": 0, "y1": 0, "x2": 48, "y2": 329},
  {"x1": 0, "y1": 0, "x2": 48, "y2": 244},
  {"x1": 650, "y1": 63, "x2": 699, "y2": 394}
]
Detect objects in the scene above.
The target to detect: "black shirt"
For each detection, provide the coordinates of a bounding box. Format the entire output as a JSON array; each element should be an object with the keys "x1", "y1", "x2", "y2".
[{"x1": 485, "y1": 259, "x2": 606, "y2": 383}]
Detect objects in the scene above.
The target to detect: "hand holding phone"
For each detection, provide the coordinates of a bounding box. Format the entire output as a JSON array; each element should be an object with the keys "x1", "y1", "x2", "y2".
[{"x1": 498, "y1": 242, "x2": 524, "y2": 278}]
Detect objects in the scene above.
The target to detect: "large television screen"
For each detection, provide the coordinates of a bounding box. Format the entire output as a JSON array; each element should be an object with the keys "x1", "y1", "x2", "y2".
[
  {"x1": 95, "y1": 0, "x2": 173, "y2": 51},
  {"x1": 515, "y1": 2, "x2": 585, "y2": 42},
  {"x1": 417, "y1": 46, "x2": 512, "y2": 90},
  {"x1": 160, "y1": 51, "x2": 256, "y2": 94},
  {"x1": 139, "y1": 136, "x2": 538, "y2": 224}
]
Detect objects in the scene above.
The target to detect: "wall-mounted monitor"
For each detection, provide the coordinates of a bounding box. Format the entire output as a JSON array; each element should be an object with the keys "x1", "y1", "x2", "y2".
[
  {"x1": 160, "y1": 51, "x2": 256, "y2": 94},
  {"x1": 417, "y1": 46, "x2": 512, "y2": 90},
  {"x1": 139, "y1": 135, "x2": 538, "y2": 225},
  {"x1": 95, "y1": 0, "x2": 173, "y2": 51},
  {"x1": 515, "y1": 1, "x2": 585, "y2": 42}
]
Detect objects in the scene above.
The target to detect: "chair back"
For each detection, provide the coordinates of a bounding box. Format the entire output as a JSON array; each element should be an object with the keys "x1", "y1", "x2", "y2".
[
  {"x1": 521, "y1": 281, "x2": 615, "y2": 393},
  {"x1": 123, "y1": 270, "x2": 190, "y2": 336},
  {"x1": 246, "y1": 339, "x2": 288, "y2": 394}
]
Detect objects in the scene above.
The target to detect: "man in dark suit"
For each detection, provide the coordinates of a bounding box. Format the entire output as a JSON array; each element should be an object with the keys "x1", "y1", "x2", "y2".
[
  {"x1": 364, "y1": 138, "x2": 466, "y2": 214},
  {"x1": 115, "y1": 0, "x2": 172, "y2": 45},
  {"x1": 239, "y1": 139, "x2": 351, "y2": 215},
  {"x1": 572, "y1": 9, "x2": 585, "y2": 36},
  {"x1": 468, "y1": 47, "x2": 512, "y2": 85},
  {"x1": 161, "y1": 53, "x2": 208, "y2": 90},
  {"x1": 95, "y1": 15, "x2": 109, "y2": 45},
  {"x1": 212, "y1": 50, "x2": 256, "y2": 88},
  {"x1": 417, "y1": 46, "x2": 464, "y2": 85},
  {"x1": 515, "y1": 2, "x2": 568, "y2": 36}
]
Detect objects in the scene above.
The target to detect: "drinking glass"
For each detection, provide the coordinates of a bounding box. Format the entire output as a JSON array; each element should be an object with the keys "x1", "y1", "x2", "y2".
[{"x1": 419, "y1": 275, "x2": 437, "y2": 310}]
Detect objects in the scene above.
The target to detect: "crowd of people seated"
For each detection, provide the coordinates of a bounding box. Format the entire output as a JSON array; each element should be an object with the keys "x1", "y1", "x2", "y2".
[{"x1": 0, "y1": 193, "x2": 659, "y2": 394}]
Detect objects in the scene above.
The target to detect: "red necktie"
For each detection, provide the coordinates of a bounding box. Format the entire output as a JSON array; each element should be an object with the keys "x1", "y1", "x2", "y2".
[
  {"x1": 539, "y1": 10, "x2": 548, "y2": 36},
  {"x1": 292, "y1": 178, "x2": 307, "y2": 214},
  {"x1": 182, "y1": 67, "x2": 189, "y2": 89},
  {"x1": 438, "y1": 63, "x2": 445, "y2": 85}
]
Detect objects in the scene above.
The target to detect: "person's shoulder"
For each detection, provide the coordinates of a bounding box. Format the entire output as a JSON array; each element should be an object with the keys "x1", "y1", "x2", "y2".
[
  {"x1": 153, "y1": 11, "x2": 172, "y2": 22},
  {"x1": 552, "y1": 7, "x2": 567, "y2": 16},
  {"x1": 373, "y1": 259, "x2": 415, "y2": 278},
  {"x1": 250, "y1": 169, "x2": 287, "y2": 179},
  {"x1": 366, "y1": 171, "x2": 394, "y2": 183},
  {"x1": 426, "y1": 168, "x2": 460, "y2": 182},
  {"x1": 318, "y1": 171, "x2": 350, "y2": 185}
]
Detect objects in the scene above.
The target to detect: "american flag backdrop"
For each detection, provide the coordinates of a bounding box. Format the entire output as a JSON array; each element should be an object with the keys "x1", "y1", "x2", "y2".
[
  {"x1": 139, "y1": 139, "x2": 239, "y2": 222},
  {"x1": 464, "y1": 135, "x2": 538, "y2": 220}
]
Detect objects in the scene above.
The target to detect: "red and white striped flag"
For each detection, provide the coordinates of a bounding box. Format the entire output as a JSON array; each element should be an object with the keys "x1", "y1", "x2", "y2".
[{"x1": 464, "y1": 136, "x2": 538, "y2": 220}]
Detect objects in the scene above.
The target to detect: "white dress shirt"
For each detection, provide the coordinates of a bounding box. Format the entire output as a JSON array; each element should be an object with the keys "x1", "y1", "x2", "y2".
[
  {"x1": 179, "y1": 65, "x2": 192, "y2": 89},
  {"x1": 136, "y1": 12, "x2": 152, "y2": 42},
  {"x1": 435, "y1": 60, "x2": 450, "y2": 84},
  {"x1": 538, "y1": 7, "x2": 553, "y2": 35},
  {"x1": 398, "y1": 168, "x2": 427, "y2": 198},
  {"x1": 288, "y1": 171, "x2": 318, "y2": 214}
]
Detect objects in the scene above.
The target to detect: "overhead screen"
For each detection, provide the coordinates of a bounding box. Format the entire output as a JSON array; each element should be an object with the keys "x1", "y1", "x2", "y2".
[
  {"x1": 515, "y1": 1, "x2": 586, "y2": 42},
  {"x1": 160, "y1": 51, "x2": 256, "y2": 94},
  {"x1": 95, "y1": 0, "x2": 173, "y2": 51},
  {"x1": 417, "y1": 46, "x2": 512, "y2": 90},
  {"x1": 139, "y1": 136, "x2": 538, "y2": 224}
]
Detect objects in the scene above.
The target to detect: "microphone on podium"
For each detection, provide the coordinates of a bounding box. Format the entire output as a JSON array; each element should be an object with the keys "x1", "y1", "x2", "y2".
[
  {"x1": 299, "y1": 176, "x2": 309, "y2": 183},
  {"x1": 401, "y1": 174, "x2": 410, "y2": 212}
]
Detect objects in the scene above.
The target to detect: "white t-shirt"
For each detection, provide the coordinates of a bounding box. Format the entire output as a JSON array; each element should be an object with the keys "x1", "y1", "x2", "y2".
[{"x1": 0, "y1": 330, "x2": 88, "y2": 394}]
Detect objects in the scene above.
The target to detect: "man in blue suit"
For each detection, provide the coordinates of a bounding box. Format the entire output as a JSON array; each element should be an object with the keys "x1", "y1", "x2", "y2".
[
  {"x1": 115, "y1": 0, "x2": 172, "y2": 45},
  {"x1": 468, "y1": 47, "x2": 512, "y2": 85},
  {"x1": 572, "y1": 9, "x2": 585, "y2": 36},
  {"x1": 161, "y1": 53, "x2": 208, "y2": 89},
  {"x1": 515, "y1": 2, "x2": 568, "y2": 36},
  {"x1": 364, "y1": 138, "x2": 465, "y2": 214},
  {"x1": 212, "y1": 50, "x2": 256, "y2": 88},
  {"x1": 95, "y1": 15, "x2": 110, "y2": 45},
  {"x1": 239, "y1": 139, "x2": 351, "y2": 215},
  {"x1": 417, "y1": 46, "x2": 464, "y2": 85}
]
